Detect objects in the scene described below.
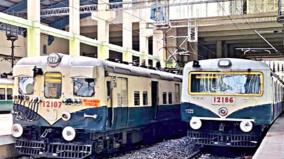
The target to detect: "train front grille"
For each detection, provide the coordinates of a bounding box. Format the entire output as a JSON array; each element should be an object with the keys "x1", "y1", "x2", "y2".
[
  {"x1": 15, "y1": 139, "x2": 92, "y2": 158},
  {"x1": 188, "y1": 131, "x2": 259, "y2": 147}
]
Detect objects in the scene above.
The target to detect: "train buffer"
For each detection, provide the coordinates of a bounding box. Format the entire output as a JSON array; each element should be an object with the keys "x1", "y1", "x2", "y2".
[
  {"x1": 253, "y1": 114, "x2": 284, "y2": 159},
  {"x1": 0, "y1": 114, "x2": 17, "y2": 158}
]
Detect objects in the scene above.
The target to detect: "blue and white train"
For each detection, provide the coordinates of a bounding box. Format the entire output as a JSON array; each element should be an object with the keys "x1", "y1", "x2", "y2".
[
  {"x1": 12, "y1": 53, "x2": 186, "y2": 158},
  {"x1": 181, "y1": 58, "x2": 284, "y2": 147}
]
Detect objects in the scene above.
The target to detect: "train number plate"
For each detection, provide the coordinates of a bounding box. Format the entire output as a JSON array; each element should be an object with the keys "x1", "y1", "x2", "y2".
[
  {"x1": 42, "y1": 101, "x2": 62, "y2": 108},
  {"x1": 212, "y1": 96, "x2": 235, "y2": 104}
]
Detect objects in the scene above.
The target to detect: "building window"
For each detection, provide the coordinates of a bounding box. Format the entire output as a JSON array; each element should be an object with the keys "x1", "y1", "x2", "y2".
[
  {"x1": 168, "y1": 92, "x2": 172, "y2": 104},
  {"x1": 148, "y1": 36, "x2": 153, "y2": 55},
  {"x1": 163, "y1": 92, "x2": 167, "y2": 104},
  {"x1": 134, "y1": 91, "x2": 140, "y2": 105},
  {"x1": 143, "y1": 91, "x2": 148, "y2": 105}
]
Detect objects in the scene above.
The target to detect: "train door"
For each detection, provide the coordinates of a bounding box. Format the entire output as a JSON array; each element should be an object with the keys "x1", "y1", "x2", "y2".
[
  {"x1": 115, "y1": 77, "x2": 128, "y2": 128},
  {"x1": 106, "y1": 79, "x2": 114, "y2": 128},
  {"x1": 151, "y1": 81, "x2": 159, "y2": 120}
]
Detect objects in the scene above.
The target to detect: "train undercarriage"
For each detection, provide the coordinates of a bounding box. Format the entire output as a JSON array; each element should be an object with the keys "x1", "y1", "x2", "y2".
[{"x1": 15, "y1": 120, "x2": 186, "y2": 159}]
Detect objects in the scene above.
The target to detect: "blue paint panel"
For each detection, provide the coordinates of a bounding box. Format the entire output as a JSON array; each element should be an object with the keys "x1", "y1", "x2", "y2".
[
  {"x1": 157, "y1": 104, "x2": 180, "y2": 120},
  {"x1": 127, "y1": 106, "x2": 153, "y2": 127},
  {"x1": 181, "y1": 102, "x2": 280, "y2": 125},
  {"x1": 14, "y1": 104, "x2": 108, "y2": 131},
  {"x1": 54, "y1": 106, "x2": 108, "y2": 131},
  {"x1": 14, "y1": 104, "x2": 182, "y2": 132},
  {"x1": 228, "y1": 104, "x2": 273, "y2": 124},
  {"x1": 181, "y1": 103, "x2": 218, "y2": 122},
  {"x1": 112, "y1": 107, "x2": 128, "y2": 129}
]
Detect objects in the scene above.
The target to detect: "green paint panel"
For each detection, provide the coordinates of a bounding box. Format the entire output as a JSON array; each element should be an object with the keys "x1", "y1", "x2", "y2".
[{"x1": 0, "y1": 100, "x2": 13, "y2": 112}]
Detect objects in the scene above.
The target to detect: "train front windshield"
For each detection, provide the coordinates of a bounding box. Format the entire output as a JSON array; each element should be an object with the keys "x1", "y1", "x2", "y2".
[
  {"x1": 189, "y1": 72, "x2": 263, "y2": 96},
  {"x1": 44, "y1": 72, "x2": 62, "y2": 99}
]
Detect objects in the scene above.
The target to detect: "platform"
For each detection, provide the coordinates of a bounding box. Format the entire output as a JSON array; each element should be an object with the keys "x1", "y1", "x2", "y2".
[
  {"x1": 253, "y1": 114, "x2": 284, "y2": 159},
  {"x1": 0, "y1": 114, "x2": 17, "y2": 159}
]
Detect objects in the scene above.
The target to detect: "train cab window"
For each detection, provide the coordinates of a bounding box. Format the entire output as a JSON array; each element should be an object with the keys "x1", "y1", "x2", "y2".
[
  {"x1": 0, "y1": 88, "x2": 5, "y2": 100},
  {"x1": 190, "y1": 72, "x2": 263, "y2": 95},
  {"x1": 168, "y1": 92, "x2": 172, "y2": 104},
  {"x1": 7, "y1": 88, "x2": 12, "y2": 100},
  {"x1": 134, "y1": 91, "x2": 140, "y2": 105},
  {"x1": 18, "y1": 77, "x2": 34, "y2": 95},
  {"x1": 143, "y1": 91, "x2": 148, "y2": 105},
  {"x1": 73, "y1": 78, "x2": 95, "y2": 97},
  {"x1": 163, "y1": 92, "x2": 167, "y2": 104},
  {"x1": 44, "y1": 72, "x2": 62, "y2": 99}
]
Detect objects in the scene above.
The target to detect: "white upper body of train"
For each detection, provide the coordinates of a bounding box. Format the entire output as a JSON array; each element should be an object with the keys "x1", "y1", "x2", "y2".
[{"x1": 12, "y1": 53, "x2": 182, "y2": 126}]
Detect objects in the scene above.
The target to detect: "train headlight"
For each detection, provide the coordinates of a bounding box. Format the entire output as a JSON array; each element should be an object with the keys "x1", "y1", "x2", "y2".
[
  {"x1": 218, "y1": 59, "x2": 232, "y2": 67},
  {"x1": 11, "y1": 123, "x2": 23, "y2": 138},
  {"x1": 61, "y1": 112, "x2": 71, "y2": 121},
  {"x1": 190, "y1": 117, "x2": 202, "y2": 130},
  {"x1": 240, "y1": 120, "x2": 253, "y2": 132},
  {"x1": 62, "y1": 126, "x2": 76, "y2": 141}
]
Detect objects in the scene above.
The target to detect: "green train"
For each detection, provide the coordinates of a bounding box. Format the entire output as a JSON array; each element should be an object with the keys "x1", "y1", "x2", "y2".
[{"x1": 0, "y1": 78, "x2": 13, "y2": 113}]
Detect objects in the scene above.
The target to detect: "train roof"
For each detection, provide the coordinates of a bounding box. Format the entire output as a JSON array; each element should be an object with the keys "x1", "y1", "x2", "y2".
[
  {"x1": 184, "y1": 58, "x2": 270, "y2": 71},
  {"x1": 15, "y1": 53, "x2": 182, "y2": 82},
  {"x1": 0, "y1": 78, "x2": 13, "y2": 85}
]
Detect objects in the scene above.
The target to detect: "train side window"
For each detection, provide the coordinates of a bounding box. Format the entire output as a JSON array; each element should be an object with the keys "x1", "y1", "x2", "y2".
[
  {"x1": 73, "y1": 78, "x2": 95, "y2": 97},
  {"x1": 143, "y1": 91, "x2": 148, "y2": 105},
  {"x1": 134, "y1": 91, "x2": 140, "y2": 105},
  {"x1": 7, "y1": 88, "x2": 12, "y2": 100},
  {"x1": 175, "y1": 84, "x2": 180, "y2": 103},
  {"x1": 44, "y1": 72, "x2": 62, "y2": 99},
  {"x1": 18, "y1": 77, "x2": 34, "y2": 95},
  {"x1": 107, "y1": 81, "x2": 111, "y2": 97},
  {"x1": 168, "y1": 92, "x2": 172, "y2": 104},
  {"x1": 0, "y1": 88, "x2": 5, "y2": 100},
  {"x1": 163, "y1": 92, "x2": 167, "y2": 104}
]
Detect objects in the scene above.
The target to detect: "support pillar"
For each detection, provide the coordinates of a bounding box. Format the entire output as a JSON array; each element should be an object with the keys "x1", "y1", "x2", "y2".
[
  {"x1": 229, "y1": 44, "x2": 234, "y2": 58},
  {"x1": 153, "y1": 30, "x2": 165, "y2": 68},
  {"x1": 139, "y1": 22, "x2": 149, "y2": 66},
  {"x1": 188, "y1": 42, "x2": 198, "y2": 61},
  {"x1": 216, "y1": 40, "x2": 223, "y2": 58},
  {"x1": 122, "y1": 0, "x2": 132, "y2": 63},
  {"x1": 223, "y1": 42, "x2": 228, "y2": 58},
  {"x1": 27, "y1": 0, "x2": 40, "y2": 57},
  {"x1": 166, "y1": 28, "x2": 177, "y2": 67},
  {"x1": 97, "y1": 0, "x2": 109, "y2": 60},
  {"x1": 69, "y1": 0, "x2": 80, "y2": 56}
]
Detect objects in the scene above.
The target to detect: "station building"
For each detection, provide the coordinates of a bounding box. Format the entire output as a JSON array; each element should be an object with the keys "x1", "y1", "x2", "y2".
[{"x1": 0, "y1": 0, "x2": 282, "y2": 74}]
